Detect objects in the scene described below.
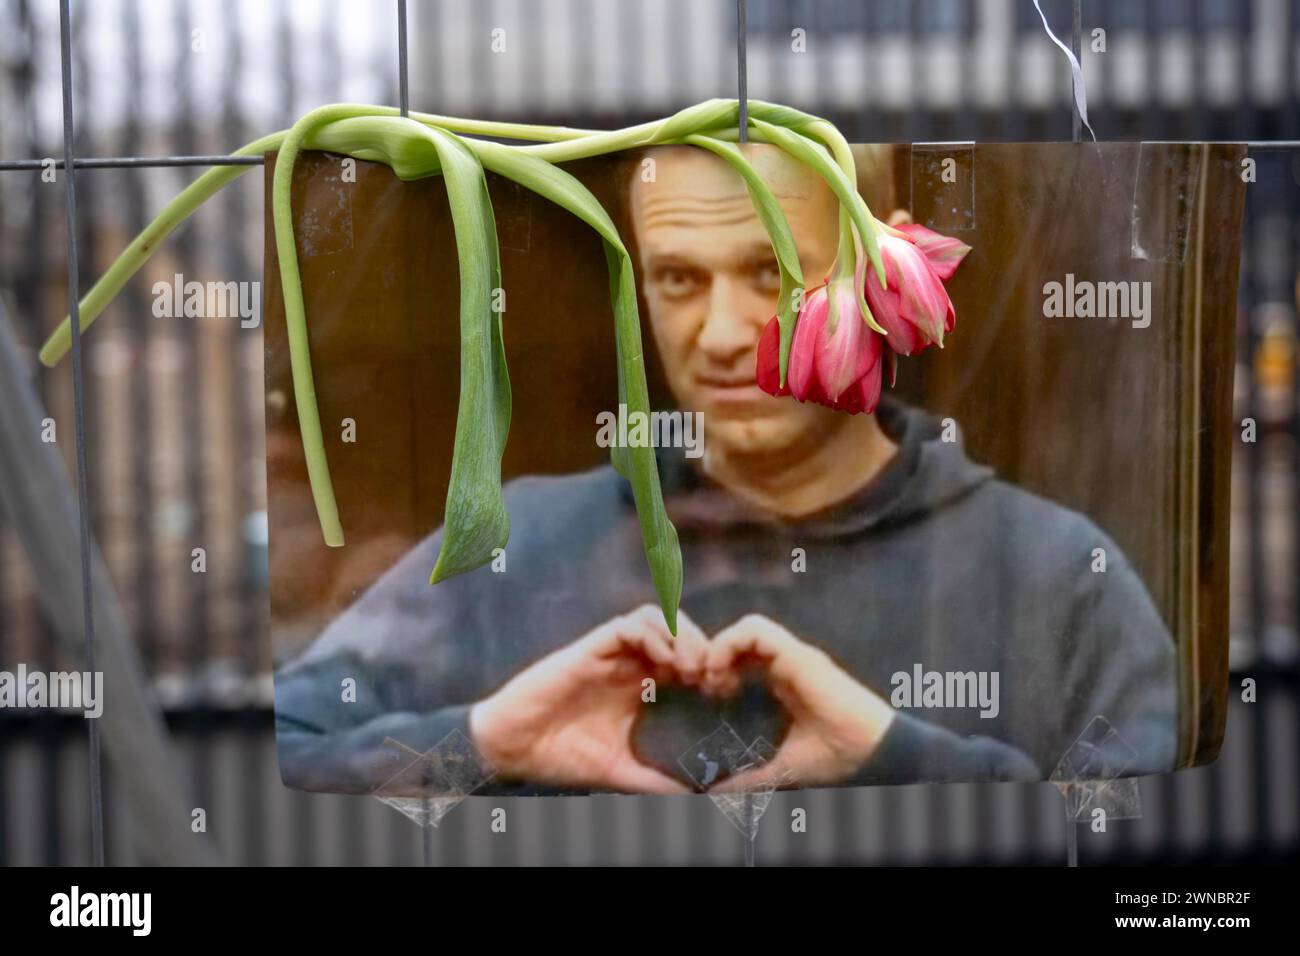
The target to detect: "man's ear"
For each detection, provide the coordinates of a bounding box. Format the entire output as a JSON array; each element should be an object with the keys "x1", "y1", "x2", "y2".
[{"x1": 886, "y1": 208, "x2": 913, "y2": 227}]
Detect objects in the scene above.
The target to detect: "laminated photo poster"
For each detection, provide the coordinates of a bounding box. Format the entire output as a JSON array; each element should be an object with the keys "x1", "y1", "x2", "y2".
[{"x1": 265, "y1": 141, "x2": 1242, "y2": 811}]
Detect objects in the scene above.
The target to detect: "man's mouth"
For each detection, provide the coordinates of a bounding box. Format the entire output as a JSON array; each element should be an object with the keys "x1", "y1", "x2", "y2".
[
  {"x1": 693, "y1": 374, "x2": 776, "y2": 419},
  {"x1": 696, "y1": 374, "x2": 762, "y2": 397}
]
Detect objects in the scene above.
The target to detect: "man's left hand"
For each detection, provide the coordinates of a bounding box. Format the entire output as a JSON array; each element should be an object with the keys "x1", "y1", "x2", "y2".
[{"x1": 703, "y1": 613, "x2": 896, "y2": 790}]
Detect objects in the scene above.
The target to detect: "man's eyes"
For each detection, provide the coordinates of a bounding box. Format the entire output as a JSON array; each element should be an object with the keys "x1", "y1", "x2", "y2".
[
  {"x1": 651, "y1": 265, "x2": 706, "y2": 300},
  {"x1": 750, "y1": 260, "x2": 782, "y2": 293},
  {"x1": 647, "y1": 260, "x2": 782, "y2": 300}
]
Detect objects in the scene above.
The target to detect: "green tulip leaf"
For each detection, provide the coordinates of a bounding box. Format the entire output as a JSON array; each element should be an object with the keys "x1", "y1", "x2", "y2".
[
  {"x1": 473, "y1": 139, "x2": 682, "y2": 632},
  {"x1": 413, "y1": 126, "x2": 513, "y2": 585}
]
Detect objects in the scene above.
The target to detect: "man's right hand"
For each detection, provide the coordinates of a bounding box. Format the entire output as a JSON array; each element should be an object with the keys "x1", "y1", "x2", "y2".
[{"x1": 468, "y1": 605, "x2": 707, "y2": 793}]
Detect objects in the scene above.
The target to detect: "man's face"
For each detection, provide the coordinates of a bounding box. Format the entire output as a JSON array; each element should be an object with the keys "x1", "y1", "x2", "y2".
[{"x1": 630, "y1": 146, "x2": 846, "y2": 459}]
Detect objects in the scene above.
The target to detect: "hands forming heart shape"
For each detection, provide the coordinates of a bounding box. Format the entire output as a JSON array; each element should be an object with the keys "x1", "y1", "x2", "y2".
[{"x1": 468, "y1": 605, "x2": 896, "y2": 794}]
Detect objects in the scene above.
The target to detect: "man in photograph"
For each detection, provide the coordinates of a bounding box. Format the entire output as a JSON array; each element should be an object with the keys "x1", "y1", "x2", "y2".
[{"x1": 274, "y1": 144, "x2": 1177, "y2": 796}]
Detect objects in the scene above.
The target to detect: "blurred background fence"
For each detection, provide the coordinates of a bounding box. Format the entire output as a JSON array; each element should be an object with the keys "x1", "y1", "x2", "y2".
[{"x1": 0, "y1": 0, "x2": 1297, "y2": 865}]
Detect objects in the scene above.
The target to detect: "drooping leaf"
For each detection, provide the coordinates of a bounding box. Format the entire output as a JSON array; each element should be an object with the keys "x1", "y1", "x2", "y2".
[
  {"x1": 414, "y1": 126, "x2": 513, "y2": 585},
  {"x1": 270, "y1": 104, "x2": 376, "y2": 548},
  {"x1": 474, "y1": 140, "x2": 682, "y2": 631},
  {"x1": 39, "y1": 131, "x2": 284, "y2": 367},
  {"x1": 604, "y1": 246, "x2": 683, "y2": 631}
]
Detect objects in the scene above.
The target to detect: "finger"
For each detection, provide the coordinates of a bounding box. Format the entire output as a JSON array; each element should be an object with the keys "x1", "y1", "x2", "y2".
[
  {"x1": 606, "y1": 761, "x2": 691, "y2": 795},
  {"x1": 633, "y1": 602, "x2": 699, "y2": 649},
  {"x1": 617, "y1": 604, "x2": 678, "y2": 667},
  {"x1": 606, "y1": 655, "x2": 651, "y2": 683},
  {"x1": 669, "y1": 609, "x2": 708, "y2": 685},
  {"x1": 708, "y1": 614, "x2": 809, "y2": 684},
  {"x1": 586, "y1": 606, "x2": 675, "y2": 667},
  {"x1": 706, "y1": 615, "x2": 780, "y2": 676}
]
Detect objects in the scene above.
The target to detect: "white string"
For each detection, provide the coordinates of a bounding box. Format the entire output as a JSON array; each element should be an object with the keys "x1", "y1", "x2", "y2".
[{"x1": 1032, "y1": 0, "x2": 1096, "y2": 141}]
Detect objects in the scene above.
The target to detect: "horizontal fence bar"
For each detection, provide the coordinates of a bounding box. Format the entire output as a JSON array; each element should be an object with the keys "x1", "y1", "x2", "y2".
[
  {"x1": 0, "y1": 155, "x2": 265, "y2": 170},
  {"x1": 2, "y1": 141, "x2": 1300, "y2": 175}
]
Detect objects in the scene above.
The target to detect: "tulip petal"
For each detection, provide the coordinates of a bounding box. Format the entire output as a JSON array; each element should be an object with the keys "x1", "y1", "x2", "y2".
[
  {"x1": 881, "y1": 234, "x2": 954, "y2": 352},
  {"x1": 816, "y1": 281, "x2": 878, "y2": 401},
  {"x1": 787, "y1": 286, "x2": 827, "y2": 402},
  {"x1": 897, "y1": 223, "x2": 971, "y2": 282},
  {"x1": 864, "y1": 239, "x2": 928, "y2": 355},
  {"x1": 756, "y1": 316, "x2": 790, "y2": 396},
  {"x1": 833, "y1": 356, "x2": 883, "y2": 415}
]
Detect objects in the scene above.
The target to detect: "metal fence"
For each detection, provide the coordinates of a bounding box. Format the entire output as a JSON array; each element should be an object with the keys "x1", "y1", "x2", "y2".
[{"x1": 0, "y1": 0, "x2": 1297, "y2": 865}]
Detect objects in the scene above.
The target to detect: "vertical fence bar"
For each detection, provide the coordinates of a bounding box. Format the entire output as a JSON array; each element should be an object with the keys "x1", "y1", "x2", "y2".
[
  {"x1": 72, "y1": 0, "x2": 107, "y2": 865},
  {"x1": 72, "y1": 0, "x2": 101, "y2": 562},
  {"x1": 1071, "y1": 0, "x2": 1082, "y2": 142},
  {"x1": 398, "y1": 0, "x2": 409, "y2": 117},
  {"x1": 56, "y1": 0, "x2": 105, "y2": 869},
  {"x1": 736, "y1": 0, "x2": 748, "y2": 142}
]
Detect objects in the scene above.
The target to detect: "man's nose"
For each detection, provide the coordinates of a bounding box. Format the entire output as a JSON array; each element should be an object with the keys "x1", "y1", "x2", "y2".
[{"x1": 697, "y1": 277, "x2": 764, "y2": 363}]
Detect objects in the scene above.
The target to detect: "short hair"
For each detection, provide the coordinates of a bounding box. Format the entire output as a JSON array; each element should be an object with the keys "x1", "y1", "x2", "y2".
[{"x1": 620, "y1": 142, "x2": 902, "y2": 225}]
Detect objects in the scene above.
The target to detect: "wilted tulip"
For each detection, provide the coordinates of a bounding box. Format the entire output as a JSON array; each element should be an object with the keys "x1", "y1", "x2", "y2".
[
  {"x1": 757, "y1": 278, "x2": 885, "y2": 415},
  {"x1": 862, "y1": 223, "x2": 970, "y2": 356}
]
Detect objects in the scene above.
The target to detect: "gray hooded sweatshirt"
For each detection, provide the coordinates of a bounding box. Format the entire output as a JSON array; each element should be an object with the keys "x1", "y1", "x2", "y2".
[{"x1": 274, "y1": 398, "x2": 1177, "y2": 795}]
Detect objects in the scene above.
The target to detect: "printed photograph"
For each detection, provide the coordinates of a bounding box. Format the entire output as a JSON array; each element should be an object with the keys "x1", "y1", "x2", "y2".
[{"x1": 267, "y1": 140, "x2": 1242, "y2": 798}]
